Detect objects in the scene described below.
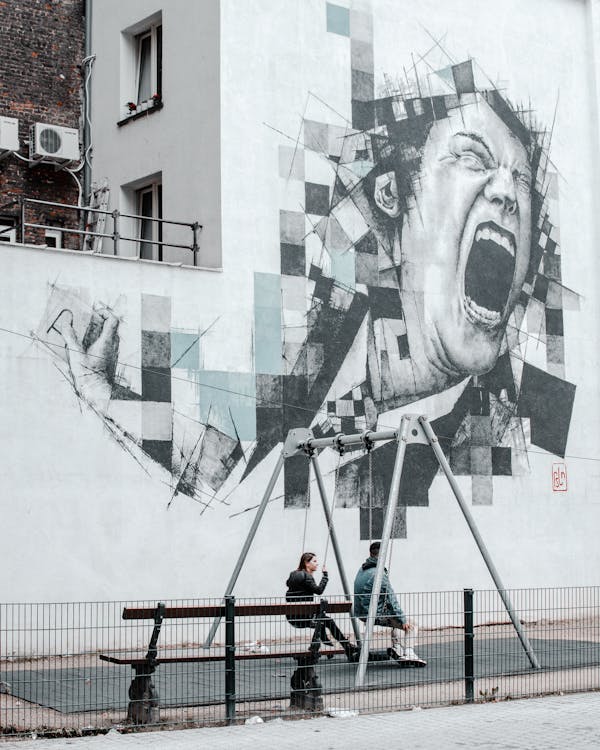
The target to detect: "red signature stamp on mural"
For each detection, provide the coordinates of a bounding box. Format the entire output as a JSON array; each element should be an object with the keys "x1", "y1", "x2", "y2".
[{"x1": 552, "y1": 463, "x2": 568, "y2": 492}]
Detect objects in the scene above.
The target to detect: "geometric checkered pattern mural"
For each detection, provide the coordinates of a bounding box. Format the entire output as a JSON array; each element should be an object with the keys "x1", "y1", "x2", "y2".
[
  {"x1": 140, "y1": 294, "x2": 173, "y2": 472},
  {"x1": 249, "y1": 0, "x2": 578, "y2": 536}
]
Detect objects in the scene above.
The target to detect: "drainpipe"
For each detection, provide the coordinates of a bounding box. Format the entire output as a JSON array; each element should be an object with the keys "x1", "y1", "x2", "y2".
[{"x1": 83, "y1": 0, "x2": 93, "y2": 207}]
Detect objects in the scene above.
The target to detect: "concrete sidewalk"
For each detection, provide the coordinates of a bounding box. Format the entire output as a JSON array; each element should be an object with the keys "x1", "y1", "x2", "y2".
[{"x1": 2, "y1": 691, "x2": 600, "y2": 749}]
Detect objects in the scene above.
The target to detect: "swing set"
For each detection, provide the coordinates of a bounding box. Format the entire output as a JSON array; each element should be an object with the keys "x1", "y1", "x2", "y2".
[{"x1": 204, "y1": 413, "x2": 540, "y2": 688}]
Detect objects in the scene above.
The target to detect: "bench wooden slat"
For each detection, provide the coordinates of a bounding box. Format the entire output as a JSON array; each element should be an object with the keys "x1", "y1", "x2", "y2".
[
  {"x1": 99, "y1": 648, "x2": 346, "y2": 666},
  {"x1": 122, "y1": 601, "x2": 352, "y2": 620},
  {"x1": 236, "y1": 601, "x2": 352, "y2": 616},
  {"x1": 123, "y1": 605, "x2": 224, "y2": 620}
]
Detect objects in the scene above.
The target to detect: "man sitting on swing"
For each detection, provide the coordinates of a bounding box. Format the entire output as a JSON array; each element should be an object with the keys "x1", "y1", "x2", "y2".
[
  {"x1": 354, "y1": 542, "x2": 426, "y2": 666},
  {"x1": 286, "y1": 552, "x2": 359, "y2": 661}
]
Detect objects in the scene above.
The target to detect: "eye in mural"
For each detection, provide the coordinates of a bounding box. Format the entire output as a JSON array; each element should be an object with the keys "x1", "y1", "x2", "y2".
[{"x1": 35, "y1": 31, "x2": 577, "y2": 540}]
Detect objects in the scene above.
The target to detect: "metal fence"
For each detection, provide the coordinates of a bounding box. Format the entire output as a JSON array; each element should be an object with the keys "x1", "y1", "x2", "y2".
[{"x1": 1, "y1": 587, "x2": 599, "y2": 739}]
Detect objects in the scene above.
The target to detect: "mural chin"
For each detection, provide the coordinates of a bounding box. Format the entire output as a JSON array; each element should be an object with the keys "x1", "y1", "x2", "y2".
[{"x1": 428, "y1": 303, "x2": 504, "y2": 379}]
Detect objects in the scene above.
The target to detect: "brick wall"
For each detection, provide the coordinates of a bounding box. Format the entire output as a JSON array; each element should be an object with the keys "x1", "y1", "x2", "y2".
[{"x1": 0, "y1": 0, "x2": 85, "y2": 249}]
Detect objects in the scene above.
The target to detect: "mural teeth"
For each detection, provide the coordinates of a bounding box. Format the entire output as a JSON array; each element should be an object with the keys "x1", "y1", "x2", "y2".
[
  {"x1": 500, "y1": 235, "x2": 514, "y2": 255},
  {"x1": 480, "y1": 225, "x2": 515, "y2": 257},
  {"x1": 465, "y1": 295, "x2": 502, "y2": 325}
]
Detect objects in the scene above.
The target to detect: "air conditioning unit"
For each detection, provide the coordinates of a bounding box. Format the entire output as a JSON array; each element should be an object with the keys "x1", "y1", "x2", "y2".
[
  {"x1": 0, "y1": 116, "x2": 19, "y2": 154},
  {"x1": 30, "y1": 123, "x2": 79, "y2": 163}
]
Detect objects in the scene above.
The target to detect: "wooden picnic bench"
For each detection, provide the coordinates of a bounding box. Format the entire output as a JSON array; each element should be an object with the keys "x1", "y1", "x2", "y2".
[{"x1": 99, "y1": 599, "x2": 353, "y2": 723}]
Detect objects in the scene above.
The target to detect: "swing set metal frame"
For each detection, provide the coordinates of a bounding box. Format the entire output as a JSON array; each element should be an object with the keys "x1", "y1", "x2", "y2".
[{"x1": 204, "y1": 413, "x2": 540, "y2": 688}]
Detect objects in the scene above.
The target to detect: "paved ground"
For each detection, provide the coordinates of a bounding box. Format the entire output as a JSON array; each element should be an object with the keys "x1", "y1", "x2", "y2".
[
  {"x1": 4, "y1": 636, "x2": 597, "y2": 713},
  {"x1": 2, "y1": 691, "x2": 600, "y2": 749}
]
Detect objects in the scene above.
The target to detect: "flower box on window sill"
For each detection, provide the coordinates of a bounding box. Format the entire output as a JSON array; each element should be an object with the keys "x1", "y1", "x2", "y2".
[{"x1": 118, "y1": 97, "x2": 163, "y2": 127}]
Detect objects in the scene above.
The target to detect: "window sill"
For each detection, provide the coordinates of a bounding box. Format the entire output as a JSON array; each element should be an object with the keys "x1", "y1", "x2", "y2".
[{"x1": 117, "y1": 101, "x2": 163, "y2": 127}]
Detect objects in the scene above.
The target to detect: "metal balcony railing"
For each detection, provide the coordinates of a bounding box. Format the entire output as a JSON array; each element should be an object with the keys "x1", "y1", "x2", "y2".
[{"x1": 2, "y1": 197, "x2": 202, "y2": 266}]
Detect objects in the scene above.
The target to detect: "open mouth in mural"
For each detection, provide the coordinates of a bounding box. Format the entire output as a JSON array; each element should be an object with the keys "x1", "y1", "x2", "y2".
[{"x1": 463, "y1": 221, "x2": 516, "y2": 330}]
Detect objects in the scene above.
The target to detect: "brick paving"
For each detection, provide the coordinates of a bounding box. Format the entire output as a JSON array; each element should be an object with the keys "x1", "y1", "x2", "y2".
[{"x1": 2, "y1": 691, "x2": 600, "y2": 749}]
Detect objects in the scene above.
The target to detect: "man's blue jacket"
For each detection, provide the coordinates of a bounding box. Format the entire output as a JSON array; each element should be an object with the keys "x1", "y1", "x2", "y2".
[{"x1": 353, "y1": 556, "x2": 406, "y2": 624}]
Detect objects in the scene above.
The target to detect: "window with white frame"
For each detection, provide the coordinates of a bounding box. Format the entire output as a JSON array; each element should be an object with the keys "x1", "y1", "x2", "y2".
[
  {"x1": 137, "y1": 181, "x2": 162, "y2": 261},
  {"x1": 135, "y1": 24, "x2": 162, "y2": 106},
  {"x1": 44, "y1": 229, "x2": 62, "y2": 249},
  {"x1": 121, "y1": 13, "x2": 162, "y2": 119}
]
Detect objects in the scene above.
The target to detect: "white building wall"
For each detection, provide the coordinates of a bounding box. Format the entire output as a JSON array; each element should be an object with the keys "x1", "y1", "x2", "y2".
[
  {"x1": 219, "y1": 0, "x2": 600, "y2": 594},
  {"x1": 1, "y1": 0, "x2": 599, "y2": 609},
  {"x1": 90, "y1": 0, "x2": 221, "y2": 267}
]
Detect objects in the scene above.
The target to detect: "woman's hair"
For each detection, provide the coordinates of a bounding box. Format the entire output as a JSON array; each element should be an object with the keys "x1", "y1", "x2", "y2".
[{"x1": 297, "y1": 552, "x2": 316, "y2": 571}]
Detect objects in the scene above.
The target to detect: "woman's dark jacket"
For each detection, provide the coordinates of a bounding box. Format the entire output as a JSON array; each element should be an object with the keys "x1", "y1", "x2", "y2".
[{"x1": 285, "y1": 570, "x2": 328, "y2": 626}]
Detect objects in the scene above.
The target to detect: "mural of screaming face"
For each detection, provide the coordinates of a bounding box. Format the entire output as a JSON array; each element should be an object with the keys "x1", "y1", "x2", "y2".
[
  {"x1": 264, "y1": 78, "x2": 575, "y2": 532},
  {"x1": 370, "y1": 93, "x2": 534, "y2": 402}
]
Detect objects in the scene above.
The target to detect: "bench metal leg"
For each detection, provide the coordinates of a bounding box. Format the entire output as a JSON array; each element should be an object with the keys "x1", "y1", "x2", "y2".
[
  {"x1": 290, "y1": 653, "x2": 323, "y2": 711},
  {"x1": 127, "y1": 664, "x2": 159, "y2": 725},
  {"x1": 290, "y1": 614, "x2": 325, "y2": 712}
]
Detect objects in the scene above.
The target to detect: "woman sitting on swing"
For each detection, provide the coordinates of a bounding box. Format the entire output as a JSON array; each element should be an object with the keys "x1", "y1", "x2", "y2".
[{"x1": 286, "y1": 552, "x2": 358, "y2": 661}]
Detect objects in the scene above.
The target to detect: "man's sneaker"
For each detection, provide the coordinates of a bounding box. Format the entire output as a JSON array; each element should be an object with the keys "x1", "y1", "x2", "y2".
[{"x1": 402, "y1": 647, "x2": 427, "y2": 666}]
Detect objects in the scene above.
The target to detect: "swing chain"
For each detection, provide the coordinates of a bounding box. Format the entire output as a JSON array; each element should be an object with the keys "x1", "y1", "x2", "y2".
[
  {"x1": 322, "y1": 452, "x2": 342, "y2": 566},
  {"x1": 362, "y1": 431, "x2": 374, "y2": 543},
  {"x1": 361, "y1": 430, "x2": 374, "y2": 453},
  {"x1": 301, "y1": 458, "x2": 312, "y2": 551}
]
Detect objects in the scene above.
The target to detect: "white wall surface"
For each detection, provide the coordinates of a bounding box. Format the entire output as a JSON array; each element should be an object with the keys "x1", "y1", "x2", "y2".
[{"x1": 219, "y1": 0, "x2": 600, "y2": 593}]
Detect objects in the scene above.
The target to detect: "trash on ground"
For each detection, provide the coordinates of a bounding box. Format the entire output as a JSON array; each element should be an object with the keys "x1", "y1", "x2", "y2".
[
  {"x1": 325, "y1": 707, "x2": 359, "y2": 718},
  {"x1": 245, "y1": 715, "x2": 265, "y2": 725}
]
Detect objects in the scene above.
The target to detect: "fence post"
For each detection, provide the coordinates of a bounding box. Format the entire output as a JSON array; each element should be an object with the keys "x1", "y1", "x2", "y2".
[
  {"x1": 464, "y1": 588, "x2": 474, "y2": 703},
  {"x1": 225, "y1": 596, "x2": 236, "y2": 724},
  {"x1": 191, "y1": 222, "x2": 200, "y2": 267},
  {"x1": 112, "y1": 209, "x2": 120, "y2": 256}
]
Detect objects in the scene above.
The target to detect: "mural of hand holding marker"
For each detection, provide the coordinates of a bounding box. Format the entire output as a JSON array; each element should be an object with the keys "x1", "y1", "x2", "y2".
[
  {"x1": 47, "y1": 305, "x2": 121, "y2": 410},
  {"x1": 37, "y1": 285, "x2": 244, "y2": 505}
]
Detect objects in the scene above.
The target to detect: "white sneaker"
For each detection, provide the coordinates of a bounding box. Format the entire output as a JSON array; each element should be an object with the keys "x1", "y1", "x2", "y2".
[{"x1": 401, "y1": 647, "x2": 427, "y2": 666}]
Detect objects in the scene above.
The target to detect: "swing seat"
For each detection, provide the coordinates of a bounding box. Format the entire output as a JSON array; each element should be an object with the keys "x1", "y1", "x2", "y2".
[
  {"x1": 350, "y1": 646, "x2": 426, "y2": 665},
  {"x1": 394, "y1": 659, "x2": 427, "y2": 668},
  {"x1": 368, "y1": 648, "x2": 391, "y2": 662},
  {"x1": 357, "y1": 619, "x2": 427, "y2": 666},
  {"x1": 346, "y1": 646, "x2": 390, "y2": 663}
]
